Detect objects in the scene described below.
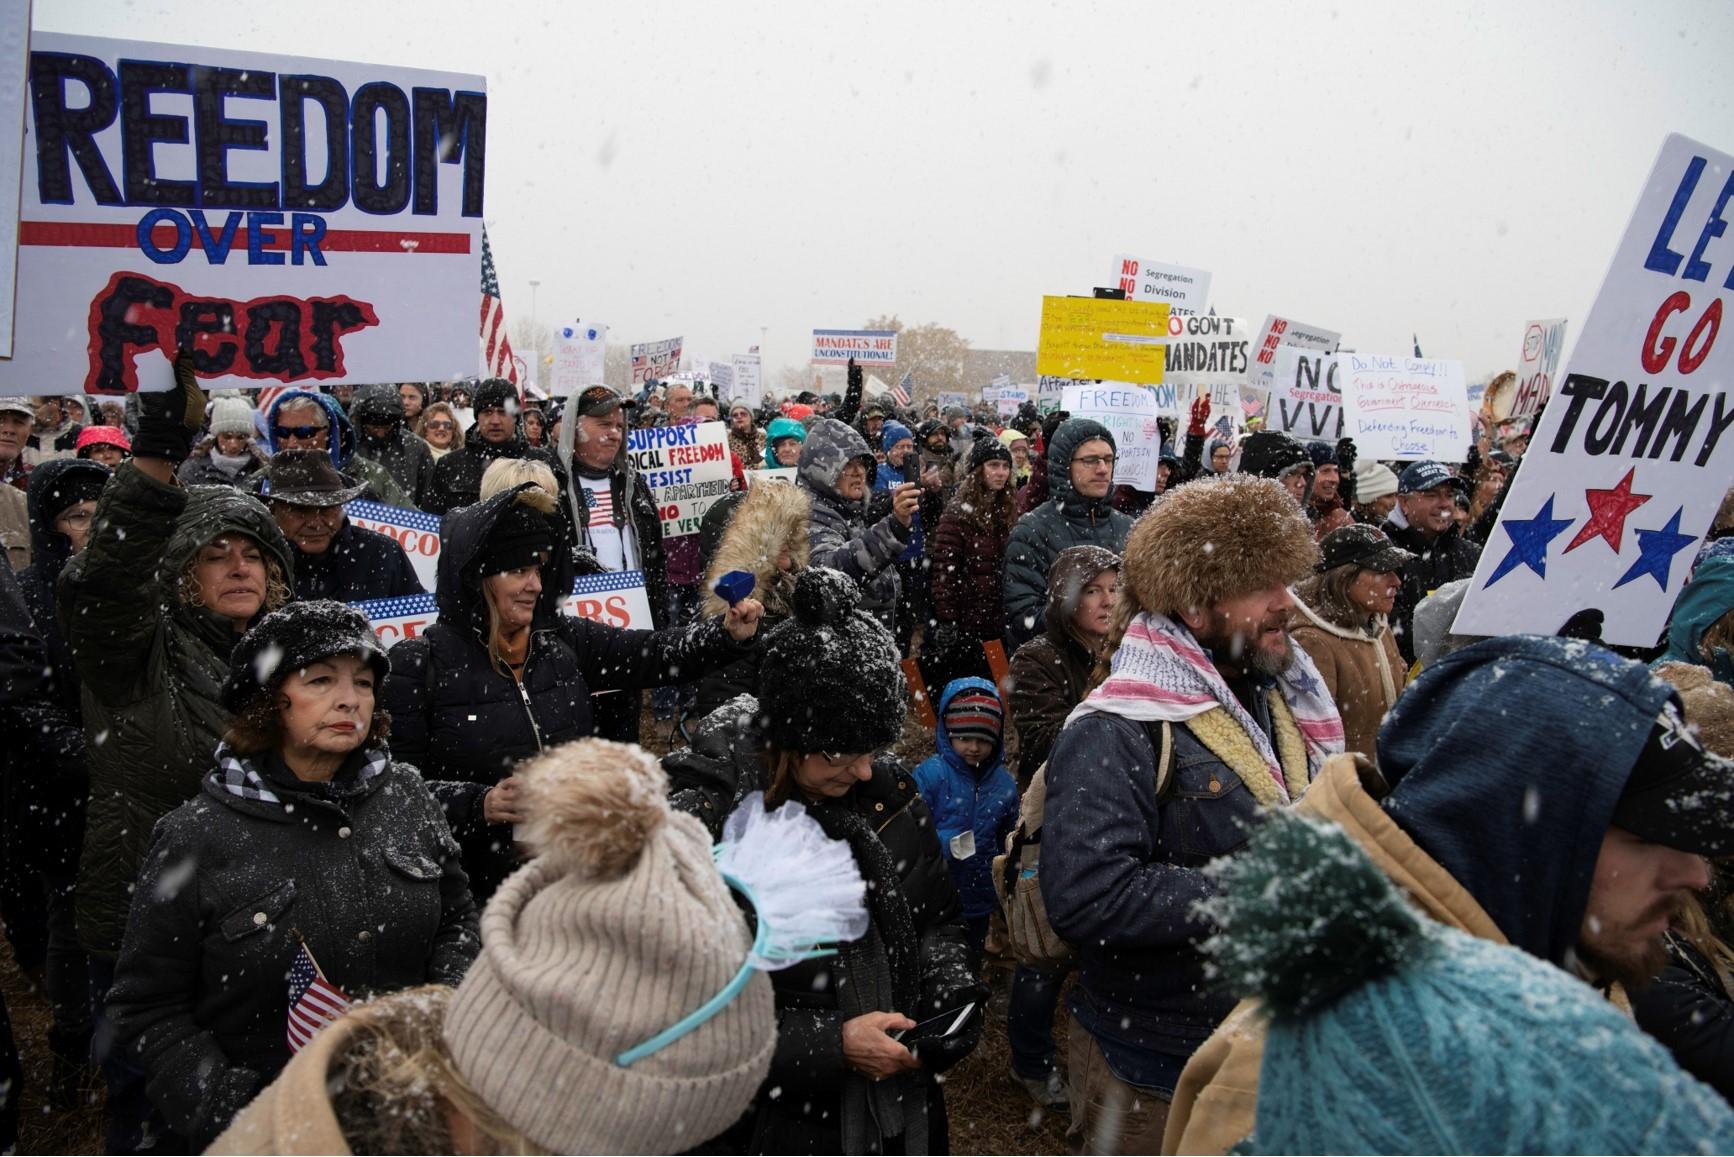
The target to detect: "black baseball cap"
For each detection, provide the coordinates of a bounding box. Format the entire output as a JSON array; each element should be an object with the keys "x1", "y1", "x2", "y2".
[
  {"x1": 1612, "y1": 700, "x2": 1734, "y2": 856},
  {"x1": 1317, "y1": 524, "x2": 1415, "y2": 574},
  {"x1": 573, "y1": 385, "x2": 636, "y2": 419},
  {"x1": 1397, "y1": 460, "x2": 1471, "y2": 495}
]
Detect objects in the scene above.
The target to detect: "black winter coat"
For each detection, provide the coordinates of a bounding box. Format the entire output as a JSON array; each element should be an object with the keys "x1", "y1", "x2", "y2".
[
  {"x1": 107, "y1": 749, "x2": 477, "y2": 1147},
  {"x1": 354, "y1": 427, "x2": 436, "y2": 511},
  {"x1": 1630, "y1": 933, "x2": 1734, "y2": 1102},
  {"x1": 10, "y1": 460, "x2": 110, "y2": 876},
  {"x1": 929, "y1": 504, "x2": 1011, "y2": 641},
  {"x1": 1381, "y1": 519, "x2": 1482, "y2": 663},
  {"x1": 289, "y1": 519, "x2": 424, "y2": 603},
  {"x1": 664, "y1": 699, "x2": 984, "y2": 1154},
  {"x1": 385, "y1": 484, "x2": 752, "y2": 900},
  {"x1": 1002, "y1": 420, "x2": 1132, "y2": 649},
  {"x1": 424, "y1": 425, "x2": 560, "y2": 515}
]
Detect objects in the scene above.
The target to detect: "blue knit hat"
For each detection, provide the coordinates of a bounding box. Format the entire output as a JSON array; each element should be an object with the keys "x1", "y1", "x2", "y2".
[{"x1": 1202, "y1": 811, "x2": 1734, "y2": 1154}]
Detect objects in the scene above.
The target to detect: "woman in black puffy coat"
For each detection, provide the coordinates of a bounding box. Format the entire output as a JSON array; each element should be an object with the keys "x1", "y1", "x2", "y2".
[
  {"x1": 666, "y1": 567, "x2": 985, "y2": 1154},
  {"x1": 385, "y1": 481, "x2": 763, "y2": 901}
]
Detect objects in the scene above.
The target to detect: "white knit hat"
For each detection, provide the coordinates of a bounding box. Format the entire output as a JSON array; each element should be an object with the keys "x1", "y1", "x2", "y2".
[
  {"x1": 444, "y1": 740, "x2": 775, "y2": 1155},
  {"x1": 1355, "y1": 458, "x2": 1399, "y2": 503},
  {"x1": 209, "y1": 396, "x2": 257, "y2": 437}
]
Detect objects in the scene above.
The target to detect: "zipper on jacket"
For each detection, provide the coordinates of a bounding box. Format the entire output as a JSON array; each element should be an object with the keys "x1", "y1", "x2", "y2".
[{"x1": 511, "y1": 644, "x2": 547, "y2": 751}]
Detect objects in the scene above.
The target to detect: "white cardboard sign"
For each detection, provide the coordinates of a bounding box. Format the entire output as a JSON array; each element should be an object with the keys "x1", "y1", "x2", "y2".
[
  {"x1": 0, "y1": 34, "x2": 487, "y2": 396},
  {"x1": 1340, "y1": 354, "x2": 1472, "y2": 461},
  {"x1": 1455, "y1": 134, "x2": 1734, "y2": 647},
  {"x1": 1268, "y1": 347, "x2": 1343, "y2": 441},
  {"x1": 552, "y1": 322, "x2": 607, "y2": 395},
  {"x1": 1060, "y1": 382, "x2": 1161, "y2": 490},
  {"x1": 1511, "y1": 317, "x2": 1568, "y2": 419},
  {"x1": 1110, "y1": 254, "x2": 1212, "y2": 316},
  {"x1": 1247, "y1": 314, "x2": 1341, "y2": 393}
]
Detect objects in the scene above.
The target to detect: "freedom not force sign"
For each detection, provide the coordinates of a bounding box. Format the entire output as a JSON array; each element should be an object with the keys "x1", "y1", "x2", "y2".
[
  {"x1": 1455, "y1": 134, "x2": 1734, "y2": 647},
  {"x1": 0, "y1": 34, "x2": 487, "y2": 396}
]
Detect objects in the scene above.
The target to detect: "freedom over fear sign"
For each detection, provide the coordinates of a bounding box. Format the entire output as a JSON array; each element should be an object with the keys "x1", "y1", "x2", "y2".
[
  {"x1": 0, "y1": 34, "x2": 487, "y2": 396},
  {"x1": 627, "y1": 421, "x2": 733, "y2": 538},
  {"x1": 352, "y1": 570, "x2": 654, "y2": 649},
  {"x1": 1455, "y1": 134, "x2": 1734, "y2": 648}
]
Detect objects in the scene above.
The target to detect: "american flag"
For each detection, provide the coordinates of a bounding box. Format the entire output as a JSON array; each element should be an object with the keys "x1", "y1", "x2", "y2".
[
  {"x1": 581, "y1": 481, "x2": 615, "y2": 524},
  {"x1": 286, "y1": 939, "x2": 351, "y2": 1053},
  {"x1": 891, "y1": 371, "x2": 912, "y2": 407},
  {"x1": 479, "y1": 228, "x2": 518, "y2": 385}
]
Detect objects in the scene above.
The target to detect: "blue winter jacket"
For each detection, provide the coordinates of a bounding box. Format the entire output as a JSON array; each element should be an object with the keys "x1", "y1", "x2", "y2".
[{"x1": 910, "y1": 678, "x2": 1018, "y2": 920}]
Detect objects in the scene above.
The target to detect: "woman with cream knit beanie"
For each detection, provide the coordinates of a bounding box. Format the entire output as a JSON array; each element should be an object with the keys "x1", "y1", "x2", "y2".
[{"x1": 213, "y1": 738, "x2": 784, "y2": 1155}]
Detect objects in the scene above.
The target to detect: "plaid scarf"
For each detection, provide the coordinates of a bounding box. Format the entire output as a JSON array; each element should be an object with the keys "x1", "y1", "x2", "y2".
[
  {"x1": 1066, "y1": 611, "x2": 1344, "y2": 804},
  {"x1": 216, "y1": 742, "x2": 389, "y2": 806}
]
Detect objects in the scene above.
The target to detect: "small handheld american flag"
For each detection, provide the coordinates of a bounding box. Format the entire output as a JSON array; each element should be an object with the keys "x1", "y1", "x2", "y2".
[
  {"x1": 891, "y1": 371, "x2": 913, "y2": 408},
  {"x1": 287, "y1": 938, "x2": 351, "y2": 1053}
]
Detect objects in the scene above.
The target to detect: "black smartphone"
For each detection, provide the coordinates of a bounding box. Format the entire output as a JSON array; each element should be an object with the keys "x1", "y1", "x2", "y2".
[{"x1": 891, "y1": 1002, "x2": 980, "y2": 1045}]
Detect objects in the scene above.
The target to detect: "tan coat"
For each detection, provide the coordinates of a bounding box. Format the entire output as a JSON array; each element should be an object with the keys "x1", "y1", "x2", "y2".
[
  {"x1": 0, "y1": 482, "x2": 27, "y2": 572},
  {"x1": 1160, "y1": 754, "x2": 1506, "y2": 1155},
  {"x1": 1290, "y1": 597, "x2": 1406, "y2": 761},
  {"x1": 207, "y1": 1018, "x2": 358, "y2": 1155}
]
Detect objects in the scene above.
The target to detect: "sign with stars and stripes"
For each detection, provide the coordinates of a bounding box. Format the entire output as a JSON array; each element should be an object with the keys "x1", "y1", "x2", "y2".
[{"x1": 352, "y1": 570, "x2": 654, "y2": 647}]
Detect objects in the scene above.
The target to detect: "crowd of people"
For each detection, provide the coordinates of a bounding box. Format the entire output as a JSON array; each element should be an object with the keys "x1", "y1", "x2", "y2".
[{"x1": 2, "y1": 355, "x2": 1734, "y2": 1156}]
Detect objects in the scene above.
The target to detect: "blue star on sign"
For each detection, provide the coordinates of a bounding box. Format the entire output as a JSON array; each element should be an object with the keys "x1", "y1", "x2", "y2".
[
  {"x1": 1613, "y1": 507, "x2": 1699, "y2": 592},
  {"x1": 1485, "y1": 495, "x2": 1575, "y2": 587}
]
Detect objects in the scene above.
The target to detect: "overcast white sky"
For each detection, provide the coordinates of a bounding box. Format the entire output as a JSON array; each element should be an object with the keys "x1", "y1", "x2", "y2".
[{"x1": 40, "y1": 0, "x2": 1734, "y2": 385}]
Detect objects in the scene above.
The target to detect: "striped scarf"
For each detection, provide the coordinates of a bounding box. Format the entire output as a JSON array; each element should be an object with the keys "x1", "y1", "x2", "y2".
[
  {"x1": 1066, "y1": 611, "x2": 1344, "y2": 803},
  {"x1": 216, "y1": 742, "x2": 389, "y2": 805}
]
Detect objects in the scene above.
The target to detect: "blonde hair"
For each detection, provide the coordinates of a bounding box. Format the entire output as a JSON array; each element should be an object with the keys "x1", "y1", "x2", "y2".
[
  {"x1": 326, "y1": 986, "x2": 545, "y2": 1155},
  {"x1": 480, "y1": 458, "x2": 558, "y2": 503}
]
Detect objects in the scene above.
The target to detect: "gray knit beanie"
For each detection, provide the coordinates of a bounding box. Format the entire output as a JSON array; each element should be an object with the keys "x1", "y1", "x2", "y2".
[
  {"x1": 209, "y1": 396, "x2": 257, "y2": 437},
  {"x1": 443, "y1": 739, "x2": 775, "y2": 1154}
]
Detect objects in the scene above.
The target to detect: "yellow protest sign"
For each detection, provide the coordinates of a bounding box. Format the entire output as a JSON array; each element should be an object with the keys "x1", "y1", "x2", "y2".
[{"x1": 1036, "y1": 296, "x2": 1171, "y2": 384}]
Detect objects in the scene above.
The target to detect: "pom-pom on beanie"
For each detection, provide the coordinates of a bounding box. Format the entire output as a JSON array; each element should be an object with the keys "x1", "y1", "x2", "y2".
[
  {"x1": 757, "y1": 567, "x2": 907, "y2": 755},
  {"x1": 444, "y1": 739, "x2": 776, "y2": 1154},
  {"x1": 1202, "y1": 810, "x2": 1734, "y2": 1153}
]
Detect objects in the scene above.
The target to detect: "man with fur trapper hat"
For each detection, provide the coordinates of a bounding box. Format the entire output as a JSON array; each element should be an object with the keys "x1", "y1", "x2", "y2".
[{"x1": 1040, "y1": 475, "x2": 1342, "y2": 1154}]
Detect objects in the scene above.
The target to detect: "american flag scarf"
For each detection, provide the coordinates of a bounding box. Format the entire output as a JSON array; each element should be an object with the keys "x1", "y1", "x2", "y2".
[{"x1": 1065, "y1": 611, "x2": 1343, "y2": 803}]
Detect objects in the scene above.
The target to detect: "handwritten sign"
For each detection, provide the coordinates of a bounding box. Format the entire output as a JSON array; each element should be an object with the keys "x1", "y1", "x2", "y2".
[
  {"x1": 353, "y1": 570, "x2": 654, "y2": 649},
  {"x1": 1036, "y1": 296, "x2": 1170, "y2": 384},
  {"x1": 1268, "y1": 347, "x2": 1343, "y2": 440},
  {"x1": 1060, "y1": 382, "x2": 1161, "y2": 489},
  {"x1": 1340, "y1": 355, "x2": 1471, "y2": 461},
  {"x1": 936, "y1": 391, "x2": 969, "y2": 411},
  {"x1": 344, "y1": 500, "x2": 441, "y2": 591},
  {"x1": 627, "y1": 422, "x2": 734, "y2": 537},
  {"x1": 1247, "y1": 314, "x2": 1341, "y2": 393},
  {"x1": 811, "y1": 329, "x2": 897, "y2": 366},
  {"x1": 730, "y1": 354, "x2": 762, "y2": 408},
  {"x1": 1454, "y1": 133, "x2": 1734, "y2": 647},
  {"x1": 1110, "y1": 254, "x2": 1212, "y2": 316},
  {"x1": 1511, "y1": 318, "x2": 1568, "y2": 419},
  {"x1": 996, "y1": 386, "x2": 1030, "y2": 417},
  {"x1": 631, "y1": 336, "x2": 682, "y2": 384},
  {"x1": 552, "y1": 323, "x2": 607, "y2": 395}
]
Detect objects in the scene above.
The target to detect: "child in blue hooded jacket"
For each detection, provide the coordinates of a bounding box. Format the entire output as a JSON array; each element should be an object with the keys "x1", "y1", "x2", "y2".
[{"x1": 912, "y1": 677, "x2": 1019, "y2": 951}]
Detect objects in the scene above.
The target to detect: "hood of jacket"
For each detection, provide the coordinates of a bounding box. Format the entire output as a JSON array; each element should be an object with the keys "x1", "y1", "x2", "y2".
[
  {"x1": 701, "y1": 480, "x2": 810, "y2": 619},
  {"x1": 26, "y1": 457, "x2": 111, "y2": 576},
  {"x1": 1046, "y1": 418, "x2": 1118, "y2": 521},
  {"x1": 348, "y1": 383, "x2": 405, "y2": 434},
  {"x1": 434, "y1": 482, "x2": 574, "y2": 637},
  {"x1": 1042, "y1": 543, "x2": 1120, "y2": 652},
  {"x1": 796, "y1": 417, "x2": 875, "y2": 509},
  {"x1": 1662, "y1": 555, "x2": 1734, "y2": 672},
  {"x1": 763, "y1": 416, "x2": 807, "y2": 468},
  {"x1": 265, "y1": 390, "x2": 355, "y2": 468},
  {"x1": 933, "y1": 676, "x2": 1005, "y2": 776},
  {"x1": 1377, "y1": 633, "x2": 1675, "y2": 967}
]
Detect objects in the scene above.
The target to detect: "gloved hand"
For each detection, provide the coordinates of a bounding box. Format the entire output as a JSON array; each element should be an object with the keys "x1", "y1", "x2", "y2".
[
  {"x1": 1335, "y1": 437, "x2": 1358, "y2": 504},
  {"x1": 132, "y1": 348, "x2": 209, "y2": 462},
  {"x1": 847, "y1": 358, "x2": 863, "y2": 394},
  {"x1": 1188, "y1": 394, "x2": 1212, "y2": 436},
  {"x1": 929, "y1": 621, "x2": 960, "y2": 655}
]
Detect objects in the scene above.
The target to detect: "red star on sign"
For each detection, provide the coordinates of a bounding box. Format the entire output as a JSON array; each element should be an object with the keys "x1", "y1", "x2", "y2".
[{"x1": 1564, "y1": 467, "x2": 1653, "y2": 554}]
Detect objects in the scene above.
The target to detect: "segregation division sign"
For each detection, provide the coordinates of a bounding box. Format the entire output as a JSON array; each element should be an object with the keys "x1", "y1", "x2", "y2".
[
  {"x1": 0, "y1": 34, "x2": 487, "y2": 396},
  {"x1": 1455, "y1": 133, "x2": 1734, "y2": 647}
]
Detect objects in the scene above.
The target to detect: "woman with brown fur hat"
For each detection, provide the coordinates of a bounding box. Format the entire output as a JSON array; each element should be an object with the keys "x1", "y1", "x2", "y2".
[
  {"x1": 692, "y1": 480, "x2": 812, "y2": 717},
  {"x1": 1038, "y1": 475, "x2": 1343, "y2": 1153}
]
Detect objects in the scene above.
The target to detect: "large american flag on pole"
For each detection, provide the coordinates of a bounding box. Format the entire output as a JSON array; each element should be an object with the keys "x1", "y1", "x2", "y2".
[
  {"x1": 480, "y1": 228, "x2": 518, "y2": 385},
  {"x1": 286, "y1": 939, "x2": 351, "y2": 1053}
]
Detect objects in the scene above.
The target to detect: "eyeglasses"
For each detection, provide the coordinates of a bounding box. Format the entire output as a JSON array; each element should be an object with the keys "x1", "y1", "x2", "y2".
[
  {"x1": 1074, "y1": 454, "x2": 1117, "y2": 469},
  {"x1": 424, "y1": 420, "x2": 454, "y2": 431},
  {"x1": 272, "y1": 425, "x2": 326, "y2": 440},
  {"x1": 56, "y1": 511, "x2": 95, "y2": 527}
]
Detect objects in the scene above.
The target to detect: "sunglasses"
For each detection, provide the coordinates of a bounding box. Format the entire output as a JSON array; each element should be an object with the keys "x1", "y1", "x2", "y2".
[
  {"x1": 272, "y1": 425, "x2": 326, "y2": 440},
  {"x1": 424, "y1": 420, "x2": 455, "y2": 430}
]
